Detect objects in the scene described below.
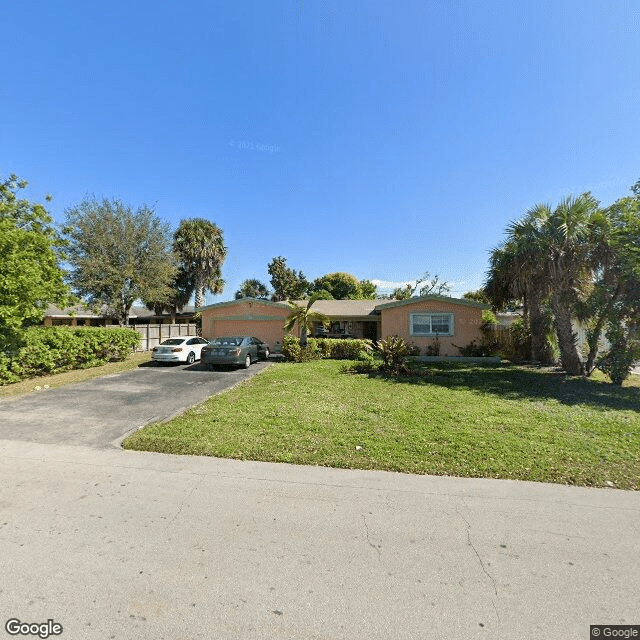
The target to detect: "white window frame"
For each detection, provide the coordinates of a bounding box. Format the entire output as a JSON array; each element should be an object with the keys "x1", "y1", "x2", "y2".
[{"x1": 410, "y1": 312, "x2": 454, "y2": 337}]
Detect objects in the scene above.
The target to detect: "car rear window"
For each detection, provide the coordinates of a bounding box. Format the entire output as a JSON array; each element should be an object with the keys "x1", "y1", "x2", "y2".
[
  {"x1": 160, "y1": 338, "x2": 185, "y2": 345},
  {"x1": 212, "y1": 337, "x2": 242, "y2": 346}
]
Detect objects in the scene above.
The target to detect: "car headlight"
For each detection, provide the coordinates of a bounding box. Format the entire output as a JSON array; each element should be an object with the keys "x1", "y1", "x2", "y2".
[{"x1": 228, "y1": 348, "x2": 241, "y2": 356}]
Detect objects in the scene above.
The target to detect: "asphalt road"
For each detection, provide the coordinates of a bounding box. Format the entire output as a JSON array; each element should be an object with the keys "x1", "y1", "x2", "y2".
[
  {"x1": 1, "y1": 440, "x2": 639, "y2": 640},
  {"x1": 0, "y1": 360, "x2": 639, "y2": 639},
  {"x1": 0, "y1": 360, "x2": 271, "y2": 448}
]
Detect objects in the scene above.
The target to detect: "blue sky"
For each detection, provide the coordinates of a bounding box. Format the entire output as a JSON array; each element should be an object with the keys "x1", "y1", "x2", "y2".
[{"x1": 2, "y1": 0, "x2": 639, "y2": 302}]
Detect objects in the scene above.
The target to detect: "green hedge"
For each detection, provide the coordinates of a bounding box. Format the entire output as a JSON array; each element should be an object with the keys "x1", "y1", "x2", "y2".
[
  {"x1": 281, "y1": 335, "x2": 372, "y2": 363},
  {"x1": 1, "y1": 326, "x2": 141, "y2": 384}
]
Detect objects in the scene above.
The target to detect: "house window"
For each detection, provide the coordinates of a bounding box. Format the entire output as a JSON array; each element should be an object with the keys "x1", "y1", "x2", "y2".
[{"x1": 410, "y1": 313, "x2": 453, "y2": 336}]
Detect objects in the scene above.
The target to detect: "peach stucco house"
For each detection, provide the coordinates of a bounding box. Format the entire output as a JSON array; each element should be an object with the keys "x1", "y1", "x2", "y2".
[{"x1": 199, "y1": 295, "x2": 489, "y2": 356}]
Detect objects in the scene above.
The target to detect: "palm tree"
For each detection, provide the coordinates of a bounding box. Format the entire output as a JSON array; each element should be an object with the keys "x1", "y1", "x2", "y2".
[
  {"x1": 490, "y1": 194, "x2": 600, "y2": 376},
  {"x1": 174, "y1": 218, "x2": 227, "y2": 309},
  {"x1": 284, "y1": 298, "x2": 330, "y2": 347},
  {"x1": 485, "y1": 237, "x2": 555, "y2": 365},
  {"x1": 535, "y1": 195, "x2": 600, "y2": 376}
]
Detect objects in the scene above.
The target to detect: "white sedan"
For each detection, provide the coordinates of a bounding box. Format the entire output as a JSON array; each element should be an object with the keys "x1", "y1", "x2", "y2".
[{"x1": 151, "y1": 337, "x2": 210, "y2": 365}]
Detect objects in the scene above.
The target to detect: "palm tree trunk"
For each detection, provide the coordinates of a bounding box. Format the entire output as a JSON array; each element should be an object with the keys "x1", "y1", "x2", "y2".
[
  {"x1": 194, "y1": 286, "x2": 204, "y2": 309},
  {"x1": 300, "y1": 326, "x2": 308, "y2": 347},
  {"x1": 527, "y1": 283, "x2": 555, "y2": 364},
  {"x1": 551, "y1": 288, "x2": 584, "y2": 375}
]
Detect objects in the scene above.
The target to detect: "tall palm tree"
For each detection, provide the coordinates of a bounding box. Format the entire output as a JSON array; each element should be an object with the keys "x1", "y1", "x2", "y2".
[
  {"x1": 174, "y1": 218, "x2": 227, "y2": 309},
  {"x1": 284, "y1": 298, "x2": 330, "y2": 347},
  {"x1": 495, "y1": 195, "x2": 600, "y2": 376},
  {"x1": 485, "y1": 237, "x2": 555, "y2": 365},
  {"x1": 535, "y1": 194, "x2": 600, "y2": 376}
]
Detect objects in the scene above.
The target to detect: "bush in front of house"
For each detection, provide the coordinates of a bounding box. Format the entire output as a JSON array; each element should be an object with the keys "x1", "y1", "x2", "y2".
[
  {"x1": 1, "y1": 326, "x2": 140, "y2": 384},
  {"x1": 281, "y1": 336, "x2": 373, "y2": 363}
]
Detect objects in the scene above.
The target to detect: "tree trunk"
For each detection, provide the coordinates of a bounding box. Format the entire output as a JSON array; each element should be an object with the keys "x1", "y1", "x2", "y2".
[
  {"x1": 194, "y1": 287, "x2": 204, "y2": 309},
  {"x1": 551, "y1": 288, "x2": 584, "y2": 375},
  {"x1": 300, "y1": 326, "x2": 308, "y2": 347},
  {"x1": 527, "y1": 283, "x2": 555, "y2": 364}
]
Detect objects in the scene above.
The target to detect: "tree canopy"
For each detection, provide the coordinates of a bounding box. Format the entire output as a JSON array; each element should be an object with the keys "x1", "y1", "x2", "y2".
[
  {"x1": 235, "y1": 278, "x2": 270, "y2": 300},
  {"x1": 0, "y1": 174, "x2": 72, "y2": 346},
  {"x1": 64, "y1": 197, "x2": 177, "y2": 326},
  {"x1": 311, "y1": 272, "x2": 378, "y2": 300},
  {"x1": 268, "y1": 256, "x2": 310, "y2": 301},
  {"x1": 391, "y1": 272, "x2": 451, "y2": 300}
]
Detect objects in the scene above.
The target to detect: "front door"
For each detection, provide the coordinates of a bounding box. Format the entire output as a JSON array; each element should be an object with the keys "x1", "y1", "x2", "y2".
[{"x1": 362, "y1": 322, "x2": 378, "y2": 341}]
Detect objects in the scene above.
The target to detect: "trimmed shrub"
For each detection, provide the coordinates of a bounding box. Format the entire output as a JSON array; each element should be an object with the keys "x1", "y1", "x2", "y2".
[
  {"x1": 1, "y1": 326, "x2": 140, "y2": 384},
  {"x1": 281, "y1": 335, "x2": 321, "y2": 363},
  {"x1": 281, "y1": 336, "x2": 373, "y2": 363},
  {"x1": 314, "y1": 338, "x2": 373, "y2": 360}
]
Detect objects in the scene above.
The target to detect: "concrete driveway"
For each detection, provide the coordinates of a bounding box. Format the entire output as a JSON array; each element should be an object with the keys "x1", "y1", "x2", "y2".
[{"x1": 0, "y1": 360, "x2": 271, "y2": 448}]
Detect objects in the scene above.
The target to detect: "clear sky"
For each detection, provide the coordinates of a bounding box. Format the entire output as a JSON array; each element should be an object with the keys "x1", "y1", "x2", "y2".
[{"x1": 2, "y1": 0, "x2": 639, "y2": 302}]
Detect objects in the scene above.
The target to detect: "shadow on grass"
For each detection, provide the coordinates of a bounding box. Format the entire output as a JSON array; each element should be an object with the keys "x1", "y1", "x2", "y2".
[{"x1": 351, "y1": 363, "x2": 640, "y2": 413}]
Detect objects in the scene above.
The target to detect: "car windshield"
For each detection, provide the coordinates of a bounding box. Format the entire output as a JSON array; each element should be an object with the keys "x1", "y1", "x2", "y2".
[
  {"x1": 160, "y1": 338, "x2": 185, "y2": 345},
  {"x1": 212, "y1": 337, "x2": 243, "y2": 346}
]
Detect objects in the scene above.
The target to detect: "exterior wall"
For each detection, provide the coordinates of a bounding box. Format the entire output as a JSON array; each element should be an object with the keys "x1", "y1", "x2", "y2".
[
  {"x1": 380, "y1": 300, "x2": 484, "y2": 356},
  {"x1": 201, "y1": 299, "x2": 297, "y2": 350}
]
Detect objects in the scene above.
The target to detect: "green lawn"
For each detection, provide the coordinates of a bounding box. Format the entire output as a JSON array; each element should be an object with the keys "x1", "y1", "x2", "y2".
[{"x1": 123, "y1": 360, "x2": 640, "y2": 489}]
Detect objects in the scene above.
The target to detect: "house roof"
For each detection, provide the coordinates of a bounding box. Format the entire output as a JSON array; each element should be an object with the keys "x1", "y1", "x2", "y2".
[
  {"x1": 197, "y1": 297, "x2": 290, "y2": 312},
  {"x1": 304, "y1": 299, "x2": 385, "y2": 317},
  {"x1": 197, "y1": 295, "x2": 489, "y2": 318},
  {"x1": 374, "y1": 294, "x2": 491, "y2": 310}
]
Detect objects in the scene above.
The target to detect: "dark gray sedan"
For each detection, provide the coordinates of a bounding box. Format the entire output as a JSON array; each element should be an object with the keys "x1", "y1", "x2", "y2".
[{"x1": 201, "y1": 336, "x2": 270, "y2": 369}]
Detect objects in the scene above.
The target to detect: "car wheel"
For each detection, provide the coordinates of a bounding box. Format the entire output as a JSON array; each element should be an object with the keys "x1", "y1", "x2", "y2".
[
  {"x1": 263, "y1": 348, "x2": 270, "y2": 360},
  {"x1": 244, "y1": 355, "x2": 251, "y2": 369},
  {"x1": 186, "y1": 351, "x2": 195, "y2": 365}
]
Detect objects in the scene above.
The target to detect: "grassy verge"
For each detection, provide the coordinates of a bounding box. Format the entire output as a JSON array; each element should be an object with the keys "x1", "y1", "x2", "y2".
[
  {"x1": 123, "y1": 360, "x2": 640, "y2": 489},
  {"x1": 0, "y1": 351, "x2": 152, "y2": 400}
]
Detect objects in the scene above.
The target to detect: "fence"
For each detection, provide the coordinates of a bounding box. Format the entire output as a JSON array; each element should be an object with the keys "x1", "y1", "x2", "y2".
[{"x1": 108, "y1": 323, "x2": 198, "y2": 351}]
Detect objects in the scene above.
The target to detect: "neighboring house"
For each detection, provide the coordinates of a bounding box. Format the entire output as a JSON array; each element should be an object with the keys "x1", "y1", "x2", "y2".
[
  {"x1": 42, "y1": 304, "x2": 197, "y2": 327},
  {"x1": 199, "y1": 295, "x2": 489, "y2": 356}
]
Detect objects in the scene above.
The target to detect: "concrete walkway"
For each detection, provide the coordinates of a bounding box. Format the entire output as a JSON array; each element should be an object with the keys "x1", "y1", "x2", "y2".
[{"x1": 1, "y1": 439, "x2": 638, "y2": 640}]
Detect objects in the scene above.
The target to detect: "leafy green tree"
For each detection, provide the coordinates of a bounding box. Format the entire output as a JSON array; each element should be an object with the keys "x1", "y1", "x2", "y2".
[
  {"x1": 268, "y1": 256, "x2": 310, "y2": 301},
  {"x1": 312, "y1": 272, "x2": 361, "y2": 299},
  {"x1": 463, "y1": 289, "x2": 490, "y2": 304},
  {"x1": 0, "y1": 174, "x2": 72, "y2": 346},
  {"x1": 174, "y1": 218, "x2": 227, "y2": 309},
  {"x1": 143, "y1": 266, "x2": 194, "y2": 322},
  {"x1": 391, "y1": 284, "x2": 414, "y2": 300},
  {"x1": 284, "y1": 295, "x2": 330, "y2": 347},
  {"x1": 235, "y1": 278, "x2": 270, "y2": 299},
  {"x1": 577, "y1": 193, "x2": 640, "y2": 380},
  {"x1": 311, "y1": 272, "x2": 378, "y2": 300},
  {"x1": 391, "y1": 272, "x2": 451, "y2": 300},
  {"x1": 360, "y1": 279, "x2": 378, "y2": 299},
  {"x1": 64, "y1": 197, "x2": 177, "y2": 326}
]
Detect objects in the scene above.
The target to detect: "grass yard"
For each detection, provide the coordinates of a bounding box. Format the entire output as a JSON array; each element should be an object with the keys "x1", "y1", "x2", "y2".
[
  {"x1": 0, "y1": 351, "x2": 151, "y2": 399},
  {"x1": 123, "y1": 359, "x2": 640, "y2": 489}
]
